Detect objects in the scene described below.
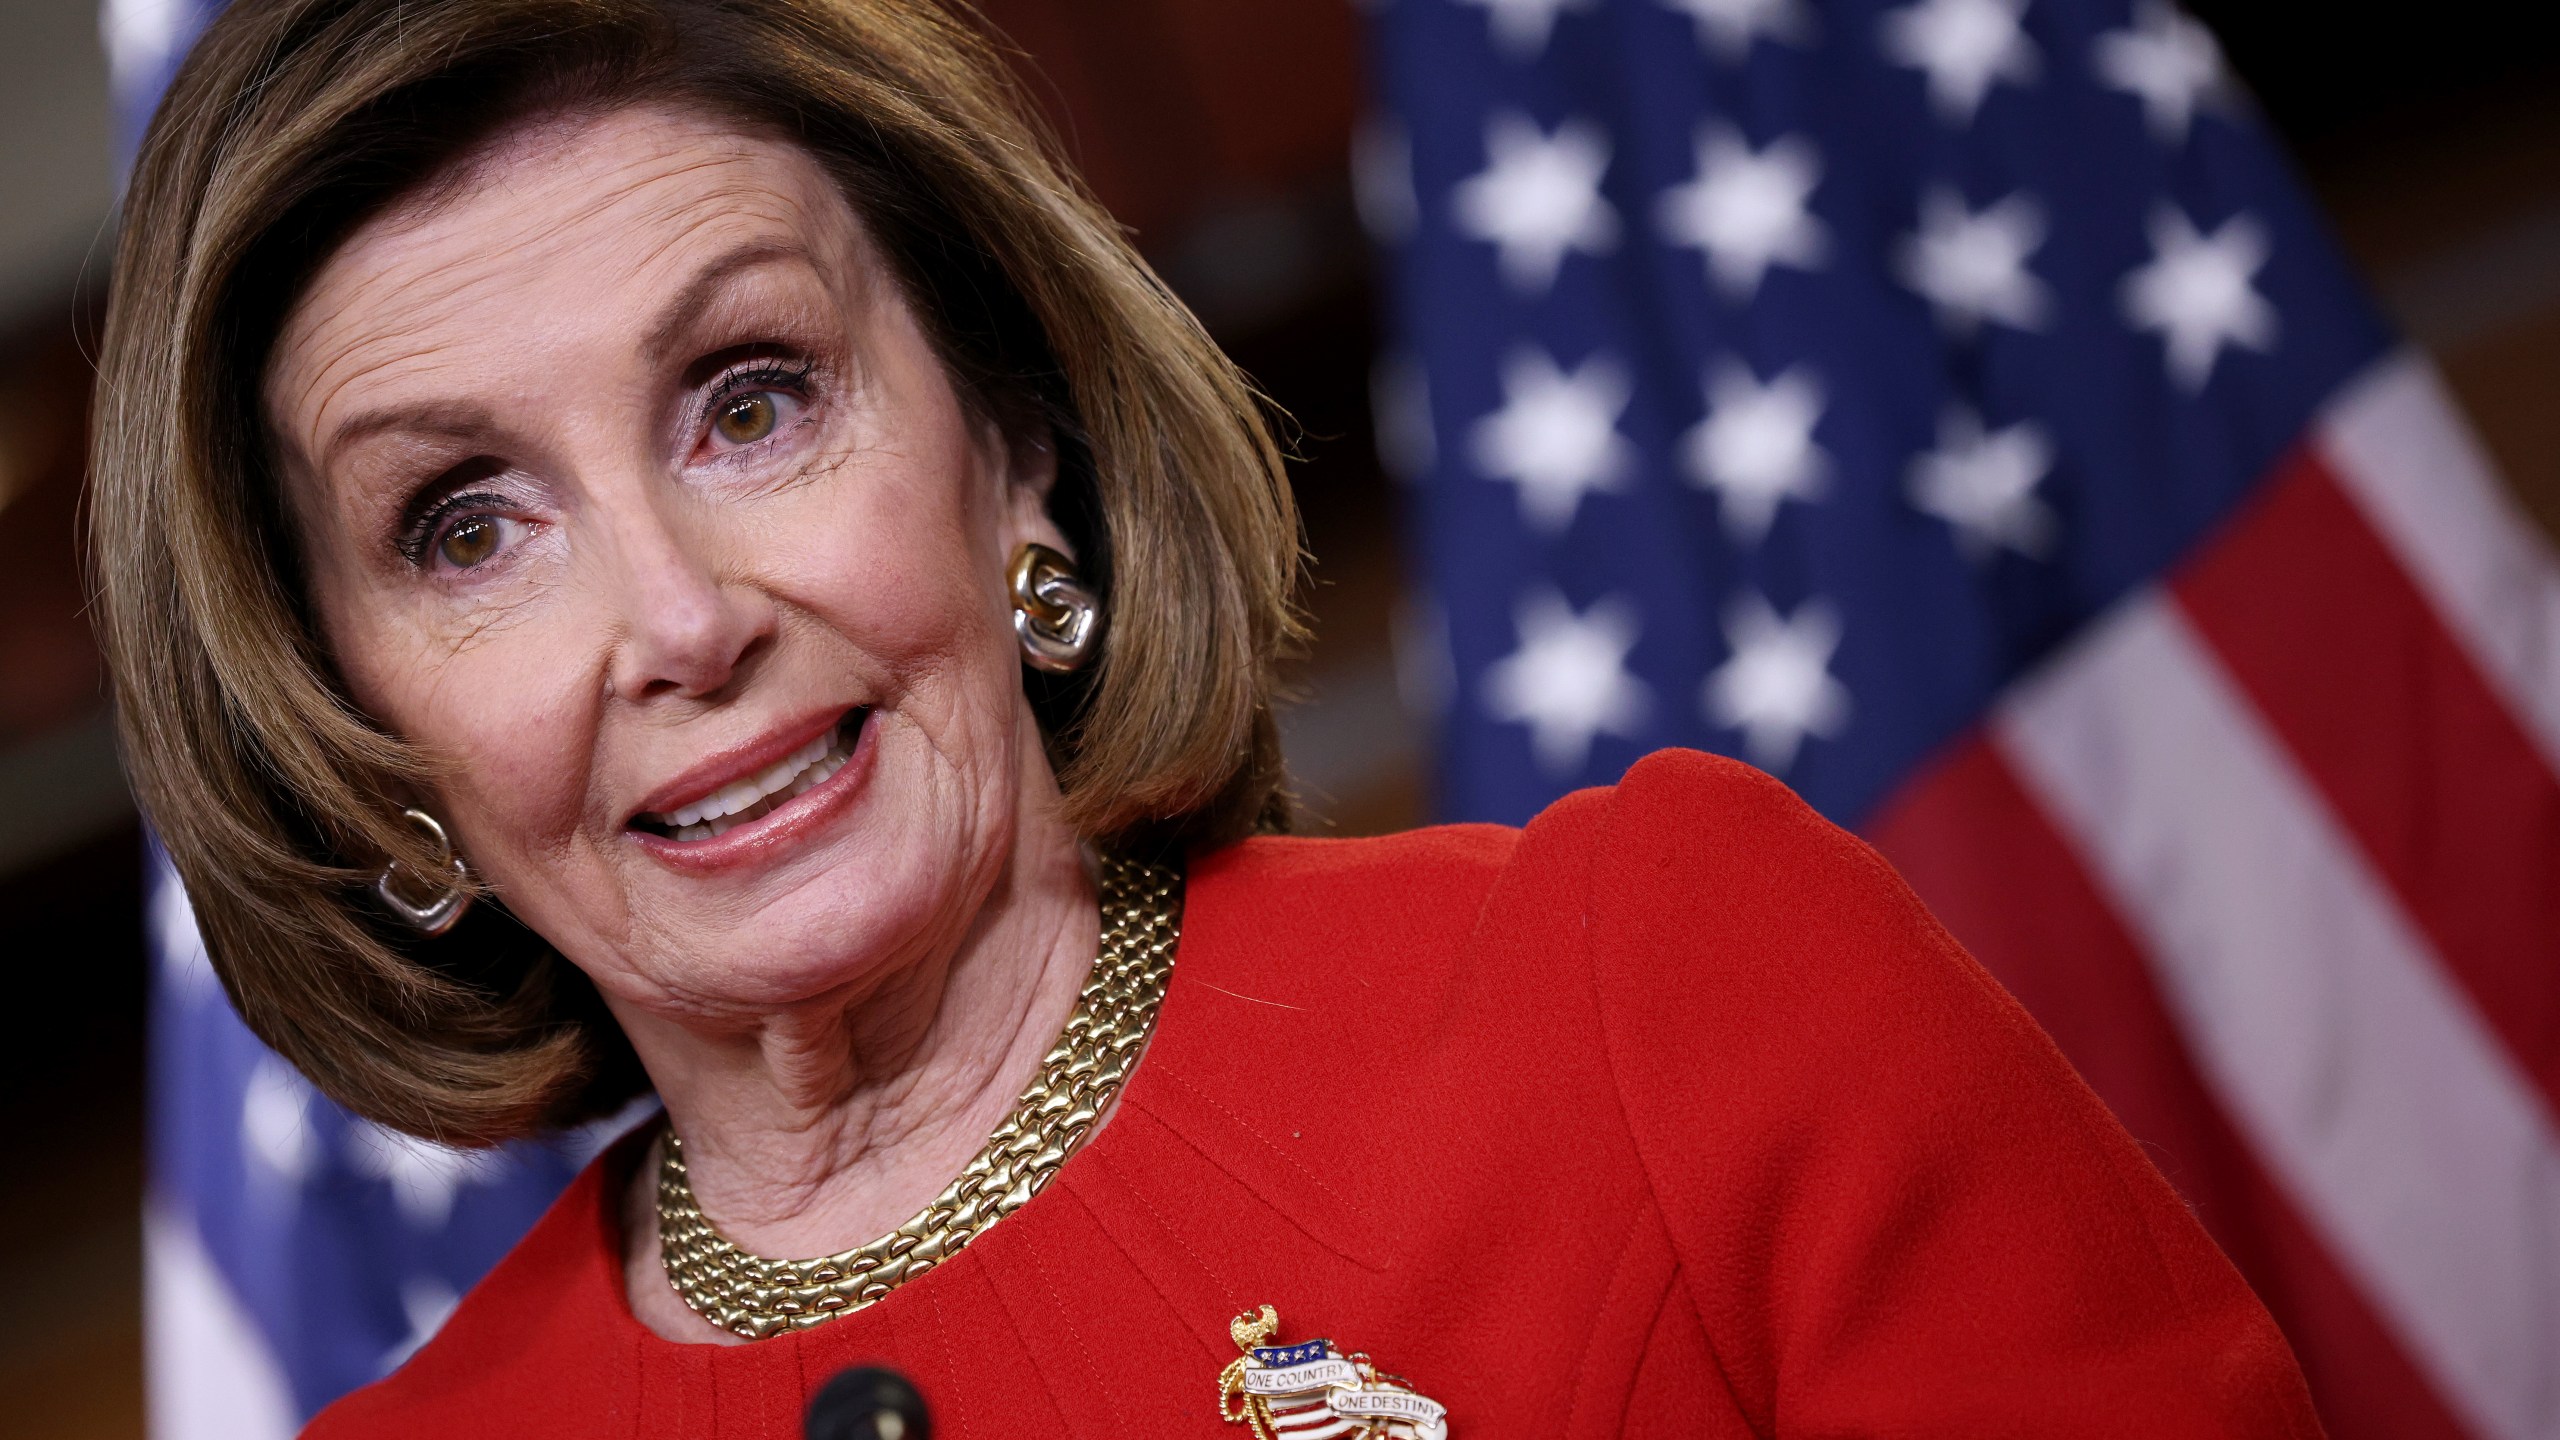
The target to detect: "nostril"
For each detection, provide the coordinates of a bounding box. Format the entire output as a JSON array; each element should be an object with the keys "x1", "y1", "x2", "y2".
[{"x1": 613, "y1": 586, "x2": 777, "y2": 704}]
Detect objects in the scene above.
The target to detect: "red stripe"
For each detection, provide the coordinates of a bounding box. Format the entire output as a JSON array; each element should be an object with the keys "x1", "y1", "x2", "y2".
[
  {"x1": 2173, "y1": 447, "x2": 2560, "y2": 1116},
  {"x1": 1867, "y1": 735, "x2": 2472, "y2": 1440}
]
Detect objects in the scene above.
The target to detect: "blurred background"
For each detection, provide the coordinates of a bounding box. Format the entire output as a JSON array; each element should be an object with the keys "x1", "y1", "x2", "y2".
[{"x1": 2, "y1": 0, "x2": 2556, "y2": 1436}]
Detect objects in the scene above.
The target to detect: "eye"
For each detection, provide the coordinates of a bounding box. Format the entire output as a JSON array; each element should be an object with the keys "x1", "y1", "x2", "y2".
[
  {"x1": 413, "y1": 503, "x2": 526, "y2": 572},
  {"x1": 714, "y1": 391, "x2": 781, "y2": 446},
  {"x1": 693, "y1": 358, "x2": 814, "y2": 460}
]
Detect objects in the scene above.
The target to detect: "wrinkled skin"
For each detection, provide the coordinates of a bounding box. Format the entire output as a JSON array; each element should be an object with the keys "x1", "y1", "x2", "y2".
[{"x1": 268, "y1": 105, "x2": 1099, "y2": 1341}]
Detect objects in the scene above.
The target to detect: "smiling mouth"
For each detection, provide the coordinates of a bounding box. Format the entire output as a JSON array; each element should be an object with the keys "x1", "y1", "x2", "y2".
[{"x1": 630, "y1": 710, "x2": 868, "y2": 843}]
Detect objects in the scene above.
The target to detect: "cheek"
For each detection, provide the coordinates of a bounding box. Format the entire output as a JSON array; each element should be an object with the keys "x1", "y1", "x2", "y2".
[
  {"x1": 763, "y1": 450, "x2": 1015, "y2": 703},
  {"x1": 335, "y1": 603, "x2": 603, "y2": 856}
]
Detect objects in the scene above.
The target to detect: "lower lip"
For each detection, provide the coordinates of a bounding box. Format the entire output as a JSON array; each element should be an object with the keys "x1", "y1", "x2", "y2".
[{"x1": 628, "y1": 713, "x2": 878, "y2": 874}]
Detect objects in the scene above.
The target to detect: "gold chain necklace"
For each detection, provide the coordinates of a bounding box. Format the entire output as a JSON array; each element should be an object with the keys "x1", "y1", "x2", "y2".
[{"x1": 656, "y1": 854, "x2": 1181, "y2": 1339}]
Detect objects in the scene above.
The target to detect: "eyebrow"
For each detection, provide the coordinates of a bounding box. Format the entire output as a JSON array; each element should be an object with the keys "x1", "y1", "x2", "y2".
[
  {"x1": 642, "y1": 238, "x2": 818, "y2": 364},
  {"x1": 319, "y1": 402, "x2": 501, "y2": 475}
]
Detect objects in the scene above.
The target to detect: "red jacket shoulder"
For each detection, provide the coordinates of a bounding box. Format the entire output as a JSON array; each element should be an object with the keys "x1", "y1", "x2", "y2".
[
  {"x1": 1540, "y1": 749, "x2": 2318, "y2": 1435},
  {"x1": 1581, "y1": 746, "x2": 2014, "y2": 1018},
  {"x1": 1190, "y1": 820, "x2": 1521, "y2": 904},
  {"x1": 1179, "y1": 820, "x2": 1520, "y2": 992}
]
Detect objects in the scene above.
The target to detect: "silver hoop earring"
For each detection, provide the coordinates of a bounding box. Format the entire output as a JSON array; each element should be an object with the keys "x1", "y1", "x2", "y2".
[
  {"x1": 374, "y1": 807, "x2": 473, "y2": 936},
  {"x1": 1010, "y1": 542, "x2": 1100, "y2": 673}
]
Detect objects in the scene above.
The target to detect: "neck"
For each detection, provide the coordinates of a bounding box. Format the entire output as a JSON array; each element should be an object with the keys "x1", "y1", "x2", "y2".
[{"x1": 612, "y1": 806, "x2": 1098, "y2": 1325}]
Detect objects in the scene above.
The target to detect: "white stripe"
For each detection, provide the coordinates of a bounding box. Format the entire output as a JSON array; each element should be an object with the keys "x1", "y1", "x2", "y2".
[
  {"x1": 1267, "y1": 1391, "x2": 1354, "y2": 1437},
  {"x1": 2317, "y1": 351, "x2": 2560, "y2": 775},
  {"x1": 145, "y1": 1200, "x2": 297, "y2": 1440},
  {"x1": 1994, "y1": 595, "x2": 2560, "y2": 1440}
]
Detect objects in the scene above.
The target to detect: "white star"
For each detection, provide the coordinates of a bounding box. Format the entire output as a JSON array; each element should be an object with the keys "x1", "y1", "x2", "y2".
[
  {"x1": 1895, "y1": 187, "x2": 2053, "y2": 333},
  {"x1": 1683, "y1": 361, "x2": 1828, "y2": 544},
  {"x1": 1879, "y1": 0, "x2": 2040, "y2": 125},
  {"x1": 2120, "y1": 205, "x2": 2278, "y2": 391},
  {"x1": 2094, "y1": 0, "x2": 2224, "y2": 144},
  {"x1": 101, "y1": 0, "x2": 202, "y2": 102},
  {"x1": 350, "y1": 1122, "x2": 493, "y2": 1229},
  {"x1": 382, "y1": 1278, "x2": 459, "y2": 1373},
  {"x1": 1470, "y1": 347, "x2": 1636, "y2": 533},
  {"x1": 1453, "y1": 113, "x2": 1619, "y2": 293},
  {"x1": 1656, "y1": 125, "x2": 1828, "y2": 298},
  {"x1": 1483, "y1": 588, "x2": 1653, "y2": 776},
  {"x1": 241, "y1": 1057, "x2": 317, "y2": 1184},
  {"x1": 1352, "y1": 118, "x2": 1418, "y2": 244},
  {"x1": 1661, "y1": 0, "x2": 1814, "y2": 61},
  {"x1": 1907, "y1": 406, "x2": 2059, "y2": 560},
  {"x1": 1703, "y1": 593, "x2": 1850, "y2": 773},
  {"x1": 1459, "y1": 0, "x2": 1597, "y2": 59}
]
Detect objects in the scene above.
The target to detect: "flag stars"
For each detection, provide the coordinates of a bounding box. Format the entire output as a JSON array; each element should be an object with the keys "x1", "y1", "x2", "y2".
[
  {"x1": 1454, "y1": 113, "x2": 1619, "y2": 294},
  {"x1": 383, "y1": 1278, "x2": 461, "y2": 1373},
  {"x1": 2094, "y1": 0, "x2": 2225, "y2": 144},
  {"x1": 1907, "y1": 407, "x2": 2059, "y2": 560},
  {"x1": 2121, "y1": 205, "x2": 2278, "y2": 391},
  {"x1": 1459, "y1": 0, "x2": 1597, "y2": 60},
  {"x1": 1684, "y1": 361, "x2": 1829, "y2": 544},
  {"x1": 1661, "y1": 0, "x2": 1814, "y2": 62},
  {"x1": 1896, "y1": 187, "x2": 2053, "y2": 334},
  {"x1": 1483, "y1": 588, "x2": 1653, "y2": 776},
  {"x1": 1879, "y1": 0, "x2": 2040, "y2": 126},
  {"x1": 1656, "y1": 125, "x2": 1828, "y2": 298},
  {"x1": 1705, "y1": 594, "x2": 1850, "y2": 773},
  {"x1": 351, "y1": 1122, "x2": 491, "y2": 1230},
  {"x1": 241, "y1": 1057, "x2": 318, "y2": 1184},
  {"x1": 1470, "y1": 347, "x2": 1637, "y2": 533}
]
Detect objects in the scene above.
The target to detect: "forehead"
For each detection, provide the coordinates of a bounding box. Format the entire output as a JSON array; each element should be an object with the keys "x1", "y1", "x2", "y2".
[{"x1": 269, "y1": 106, "x2": 867, "y2": 439}]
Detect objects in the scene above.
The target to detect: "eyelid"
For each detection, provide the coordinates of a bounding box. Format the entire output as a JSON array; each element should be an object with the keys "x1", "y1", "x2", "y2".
[{"x1": 704, "y1": 359, "x2": 814, "y2": 409}]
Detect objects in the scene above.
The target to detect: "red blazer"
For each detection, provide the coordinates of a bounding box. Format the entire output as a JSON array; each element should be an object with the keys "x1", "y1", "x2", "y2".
[{"x1": 308, "y1": 750, "x2": 2321, "y2": 1438}]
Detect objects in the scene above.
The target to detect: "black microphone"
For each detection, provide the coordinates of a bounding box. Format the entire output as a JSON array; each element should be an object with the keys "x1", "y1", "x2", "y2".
[{"x1": 805, "y1": 1365, "x2": 933, "y2": 1440}]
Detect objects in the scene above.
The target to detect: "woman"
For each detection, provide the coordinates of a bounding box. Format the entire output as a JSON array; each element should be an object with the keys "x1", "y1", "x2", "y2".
[{"x1": 91, "y1": 0, "x2": 2321, "y2": 1435}]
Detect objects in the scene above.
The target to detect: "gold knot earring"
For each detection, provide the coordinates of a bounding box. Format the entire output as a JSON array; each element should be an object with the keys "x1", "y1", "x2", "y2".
[{"x1": 1010, "y1": 542, "x2": 1101, "y2": 672}]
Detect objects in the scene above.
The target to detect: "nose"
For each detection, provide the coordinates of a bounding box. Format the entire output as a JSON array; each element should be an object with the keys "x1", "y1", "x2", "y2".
[{"x1": 597, "y1": 495, "x2": 775, "y2": 704}]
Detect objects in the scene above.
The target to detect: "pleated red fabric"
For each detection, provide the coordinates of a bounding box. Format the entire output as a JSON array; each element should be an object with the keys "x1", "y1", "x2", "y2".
[{"x1": 306, "y1": 749, "x2": 2320, "y2": 1439}]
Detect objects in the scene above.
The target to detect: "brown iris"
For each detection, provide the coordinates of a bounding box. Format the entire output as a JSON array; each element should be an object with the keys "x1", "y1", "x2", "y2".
[
  {"x1": 714, "y1": 392, "x2": 779, "y2": 445},
  {"x1": 438, "y1": 515, "x2": 500, "y2": 568}
]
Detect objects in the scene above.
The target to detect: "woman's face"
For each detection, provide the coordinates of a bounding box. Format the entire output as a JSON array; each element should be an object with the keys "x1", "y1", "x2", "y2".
[{"x1": 267, "y1": 106, "x2": 1071, "y2": 1024}]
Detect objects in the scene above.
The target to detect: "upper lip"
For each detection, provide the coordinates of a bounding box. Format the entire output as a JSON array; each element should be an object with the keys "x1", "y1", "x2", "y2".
[{"x1": 625, "y1": 709, "x2": 854, "y2": 825}]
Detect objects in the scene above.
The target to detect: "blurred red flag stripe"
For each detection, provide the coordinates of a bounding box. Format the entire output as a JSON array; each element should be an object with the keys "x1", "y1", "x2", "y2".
[{"x1": 1875, "y1": 355, "x2": 2560, "y2": 1440}]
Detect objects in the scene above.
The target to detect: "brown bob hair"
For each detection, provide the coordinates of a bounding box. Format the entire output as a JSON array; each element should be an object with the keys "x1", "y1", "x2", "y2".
[{"x1": 90, "y1": 0, "x2": 1302, "y2": 1145}]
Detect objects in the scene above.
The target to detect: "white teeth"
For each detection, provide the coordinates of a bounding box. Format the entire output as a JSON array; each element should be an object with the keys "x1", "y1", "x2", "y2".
[{"x1": 646, "y1": 721, "x2": 853, "y2": 840}]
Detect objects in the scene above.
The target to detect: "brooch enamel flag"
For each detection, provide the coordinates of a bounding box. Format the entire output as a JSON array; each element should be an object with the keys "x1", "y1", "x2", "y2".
[{"x1": 1218, "y1": 1305, "x2": 1448, "y2": 1440}]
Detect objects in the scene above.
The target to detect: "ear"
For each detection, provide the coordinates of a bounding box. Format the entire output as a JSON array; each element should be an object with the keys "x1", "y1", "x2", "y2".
[{"x1": 993, "y1": 423, "x2": 1073, "y2": 562}]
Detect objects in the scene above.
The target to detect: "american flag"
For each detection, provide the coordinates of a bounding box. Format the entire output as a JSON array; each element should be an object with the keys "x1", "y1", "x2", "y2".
[
  {"x1": 1367, "y1": 0, "x2": 2560, "y2": 1437},
  {"x1": 145, "y1": 844, "x2": 624, "y2": 1434},
  {"x1": 106, "y1": 3, "x2": 628, "y2": 1435}
]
